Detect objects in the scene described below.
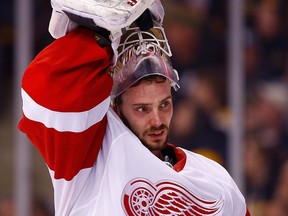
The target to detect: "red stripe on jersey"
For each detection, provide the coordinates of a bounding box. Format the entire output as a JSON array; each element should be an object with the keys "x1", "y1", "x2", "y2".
[
  {"x1": 22, "y1": 27, "x2": 113, "y2": 112},
  {"x1": 246, "y1": 209, "x2": 251, "y2": 216},
  {"x1": 19, "y1": 114, "x2": 107, "y2": 181}
]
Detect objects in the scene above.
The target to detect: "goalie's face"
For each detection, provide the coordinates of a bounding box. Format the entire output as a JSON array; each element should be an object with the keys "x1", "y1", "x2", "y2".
[{"x1": 116, "y1": 76, "x2": 173, "y2": 156}]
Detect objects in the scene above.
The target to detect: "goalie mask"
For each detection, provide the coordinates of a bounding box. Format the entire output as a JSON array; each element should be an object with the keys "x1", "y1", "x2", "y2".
[{"x1": 110, "y1": 25, "x2": 180, "y2": 99}]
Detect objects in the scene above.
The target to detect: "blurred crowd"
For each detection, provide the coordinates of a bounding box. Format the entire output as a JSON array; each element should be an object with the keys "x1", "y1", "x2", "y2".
[
  {"x1": 163, "y1": 0, "x2": 288, "y2": 215},
  {"x1": 0, "y1": 197, "x2": 53, "y2": 216},
  {"x1": 1, "y1": 0, "x2": 288, "y2": 215}
]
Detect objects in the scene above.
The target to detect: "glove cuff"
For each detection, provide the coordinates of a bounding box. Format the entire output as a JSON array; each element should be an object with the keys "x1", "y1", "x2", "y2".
[{"x1": 49, "y1": 9, "x2": 78, "y2": 39}]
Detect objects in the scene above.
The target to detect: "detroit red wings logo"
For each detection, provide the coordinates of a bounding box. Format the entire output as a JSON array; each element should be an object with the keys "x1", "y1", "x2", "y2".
[{"x1": 122, "y1": 179, "x2": 223, "y2": 215}]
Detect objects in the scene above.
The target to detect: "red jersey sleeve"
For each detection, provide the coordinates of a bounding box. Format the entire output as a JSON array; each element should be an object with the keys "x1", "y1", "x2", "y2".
[{"x1": 18, "y1": 27, "x2": 113, "y2": 180}]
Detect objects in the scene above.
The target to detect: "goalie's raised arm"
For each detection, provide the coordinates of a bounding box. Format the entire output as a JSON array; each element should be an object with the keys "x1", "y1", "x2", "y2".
[{"x1": 19, "y1": 28, "x2": 113, "y2": 181}]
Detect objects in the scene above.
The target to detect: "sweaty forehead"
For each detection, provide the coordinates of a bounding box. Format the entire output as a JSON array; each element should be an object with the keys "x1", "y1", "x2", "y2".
[{"x1": 122, "y1": 79, "x2": 172, "y2": 104}]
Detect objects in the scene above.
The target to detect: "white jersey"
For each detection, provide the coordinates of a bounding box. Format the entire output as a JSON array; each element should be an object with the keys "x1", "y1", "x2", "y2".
[{"x1": 19, "y1": 28, "x2": 249, "y2": 215}]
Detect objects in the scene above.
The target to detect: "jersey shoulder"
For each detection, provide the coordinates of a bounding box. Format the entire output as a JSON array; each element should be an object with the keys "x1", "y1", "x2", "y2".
[{"x1": 180, "y1": 148, "x2": 235, "y2": 182}]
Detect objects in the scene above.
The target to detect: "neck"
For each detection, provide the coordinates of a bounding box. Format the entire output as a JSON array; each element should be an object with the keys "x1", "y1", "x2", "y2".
[{"x1": 151, "y1": 150, "x2": 164, "y2": 161}]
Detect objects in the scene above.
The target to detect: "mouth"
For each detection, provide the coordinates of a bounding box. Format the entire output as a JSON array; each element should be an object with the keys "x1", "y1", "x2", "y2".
[
  {"x1": 148, "y1": 130, "x2": 165, "y2": 139},
  {"x1": 143, "y1": 124, "x2": 169, "y2": 144}
]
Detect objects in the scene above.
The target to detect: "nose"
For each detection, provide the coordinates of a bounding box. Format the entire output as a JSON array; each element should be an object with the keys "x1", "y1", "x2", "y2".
[{"x1": 149, "y1": 109, "x2": 162, "y2": 127}]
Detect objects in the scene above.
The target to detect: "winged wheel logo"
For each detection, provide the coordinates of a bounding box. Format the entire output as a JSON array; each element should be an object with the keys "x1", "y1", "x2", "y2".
[{"x1": 122, "y1": 178, "x2": 223, "y2": 215}]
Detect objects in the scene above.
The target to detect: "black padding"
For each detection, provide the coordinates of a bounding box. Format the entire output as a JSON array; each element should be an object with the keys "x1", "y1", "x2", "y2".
[{"x1": 136, "y1": 9, "x2": 153, "y2": 31}]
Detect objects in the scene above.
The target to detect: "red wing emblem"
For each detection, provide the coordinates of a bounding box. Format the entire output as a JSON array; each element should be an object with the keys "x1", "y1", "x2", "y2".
[{"x1": 122, "y1": 178, "x2": 223, "y2": 215}]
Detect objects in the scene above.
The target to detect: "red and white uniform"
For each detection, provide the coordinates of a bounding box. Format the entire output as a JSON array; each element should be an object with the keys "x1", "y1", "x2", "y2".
[{"x1": 19, "y1": 28, "x2": 250, "y2": 216}]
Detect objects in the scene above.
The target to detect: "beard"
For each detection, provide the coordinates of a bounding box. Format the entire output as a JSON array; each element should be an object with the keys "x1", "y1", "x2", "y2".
[
  {"x1": 141, "y1": 124, "x2": 169, "y2": 151},
  {"x1": 119, "y1": 110, "x2": 168, "y2": 151}
]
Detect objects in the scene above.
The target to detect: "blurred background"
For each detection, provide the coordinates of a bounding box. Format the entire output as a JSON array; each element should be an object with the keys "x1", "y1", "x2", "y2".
[{"x1": 1, "y1": 0, "x2": 288, "y2": 215}]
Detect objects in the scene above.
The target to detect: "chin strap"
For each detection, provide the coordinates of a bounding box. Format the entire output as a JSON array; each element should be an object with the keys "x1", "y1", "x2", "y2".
[
  {"x1": 163, "y1": 155, "x2": 174, "y2": 168},
  {"x1": 161, "y1": 146, "x2": 176, "y2": 169}
]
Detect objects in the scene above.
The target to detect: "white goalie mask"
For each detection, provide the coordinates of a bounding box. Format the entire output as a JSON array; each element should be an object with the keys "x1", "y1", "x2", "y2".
[
  {"x1": 110, "y1": 25, "x2": 180, "y2": 99},
  {"x1": 49, "y1": 0, "x2": 164, "y2": 42}
]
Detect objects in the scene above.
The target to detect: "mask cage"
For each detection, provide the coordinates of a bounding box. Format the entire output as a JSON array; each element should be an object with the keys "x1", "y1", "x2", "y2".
[{"x1": 110, "y1": 26, "x2": 172, "y2": 76}]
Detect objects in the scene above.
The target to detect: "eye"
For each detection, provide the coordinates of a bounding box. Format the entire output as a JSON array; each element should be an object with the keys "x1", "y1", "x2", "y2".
[
  {"x1": 136, "y1": 106, "x2": 150, "y2": 113},
  {"x1": 160, "y1": 100, "x2": 171, "y2": 109}
]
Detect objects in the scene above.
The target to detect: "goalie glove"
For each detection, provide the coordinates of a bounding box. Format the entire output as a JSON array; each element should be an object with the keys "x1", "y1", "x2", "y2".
[{"x1": 48, "y1": 0, "x2": 164, "y2": 41}]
